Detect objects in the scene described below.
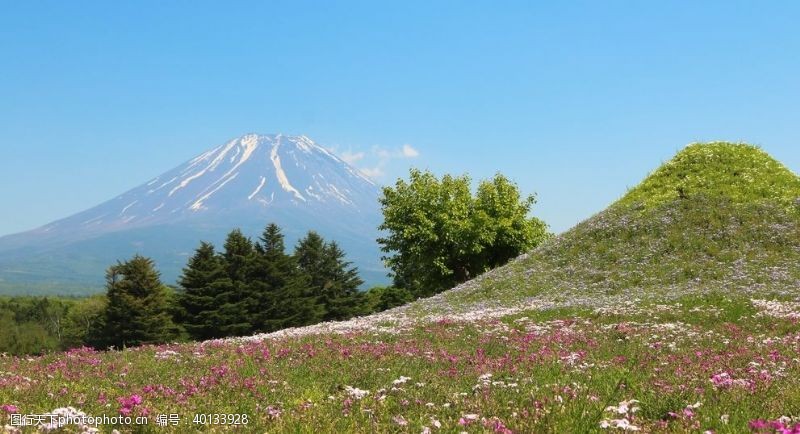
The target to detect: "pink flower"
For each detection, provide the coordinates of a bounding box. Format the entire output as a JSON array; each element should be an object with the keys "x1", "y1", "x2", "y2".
[
  {"x1": 393, "y1": 415, "x2": 408, "y2": 426},
  {"x1": 1, "y1": 404, "x2": 19, "y2": 413},
  {"x1": 459, "y1": 414, "x2": 479, "y2": 426},
  {"x1": 711, "y1": 372, "x2": 733, "y2": 388}
]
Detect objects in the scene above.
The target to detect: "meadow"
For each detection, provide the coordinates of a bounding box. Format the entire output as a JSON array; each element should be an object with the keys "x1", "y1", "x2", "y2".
[{"x1": 2, "y1": 291, "x2": 800, "y2": 433}]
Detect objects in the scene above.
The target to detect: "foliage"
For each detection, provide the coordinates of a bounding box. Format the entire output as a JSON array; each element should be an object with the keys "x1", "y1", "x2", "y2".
[
  {"x1": 175, "y1": 242, "x2": 228, "y2": 340},
  {"x1": 250, "y1": 224, "x2": 321, "y2": 331},
  {"x1": 362, "y1": 285, "x2": 414, "y2": 313},
  {"x1": 102, "y1": 255, "x2": 180, "y2": 349},
  {"x1": 295, "y1": 232, "x2": 364, "y2": 321},
  {"x1": 379, "y1": 169, "x2": 549, "y2": 297}
]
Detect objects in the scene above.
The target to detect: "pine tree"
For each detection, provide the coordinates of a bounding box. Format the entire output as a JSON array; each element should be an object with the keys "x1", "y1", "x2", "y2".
[
  {"x1": 176, "y1": 242, "x2": 227, "y2": 340},
  {"x1": 218, "y1": 229, "x2": 256, "y2": 336},
  {"x1": 320, "y1": 241, "x2": 364, "y2": 321},
  {"x1": 103, "y1": 255, "x2": 179, "y2": 348},
  {"x1": 250, "y1": 224, "x2": 320, "y2": 331},
  {"x1": 295, "y1": 232, "x2": 363, "y2": 322}
]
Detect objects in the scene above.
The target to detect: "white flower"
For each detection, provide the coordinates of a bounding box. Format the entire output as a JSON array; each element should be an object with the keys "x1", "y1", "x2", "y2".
[
  {"x1": 393, "y1": 376, "x2": 412, "y2": 385},
  {"x1": 344, "y1": 386, "x2": 370, "y2": 400}
]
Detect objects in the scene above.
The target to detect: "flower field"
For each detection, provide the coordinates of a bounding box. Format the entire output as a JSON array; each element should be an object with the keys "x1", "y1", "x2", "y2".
[{"x1": 2, "y1": 291, "x2": 800, "y2": 433}]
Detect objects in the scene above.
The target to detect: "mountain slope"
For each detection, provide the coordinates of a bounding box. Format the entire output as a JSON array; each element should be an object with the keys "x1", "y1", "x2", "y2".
[{"x1": 0, "y1": 134, "x2": 387, "y2": 293}]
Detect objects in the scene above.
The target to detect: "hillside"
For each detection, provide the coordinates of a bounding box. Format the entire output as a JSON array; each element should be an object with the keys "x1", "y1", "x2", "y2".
[
  {"x1": 431, "y1": 142, "x2": 800, "y2": 313},
  {"x1": 2, "y1": 142, "x2": 799, "y2": 433}
]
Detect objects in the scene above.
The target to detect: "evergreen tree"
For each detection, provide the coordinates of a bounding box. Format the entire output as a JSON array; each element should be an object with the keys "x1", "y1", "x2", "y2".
[
  {"x1": 250, "y1": 223, "x2": 320, "y2": 331},
  {"x1": 218, "y1": 229, "x2": 256, "y2": 336},
  {"x1": 103, "y1": 255, "x2": 179, "y2": 349},
  {"x1": 295, "y1": 232, "x2": 363, "y2": 322},
  {"x1": 176, "y1": 242, "x2": 227, "y2": 340},
  {"x1": 320, "y1": 241, "x2": 364, "y2": 321}
]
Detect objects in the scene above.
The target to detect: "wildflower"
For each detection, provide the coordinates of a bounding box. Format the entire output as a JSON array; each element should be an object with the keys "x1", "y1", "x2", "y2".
[
  {"x1": 344, "y1": 386, "x2": 370, "y2": 400},
  {"x1": 606, "y1": 399, "x2": 640, "y2": 415},
  {"x1": 459, "y1": 414, "x2": 479, "y2": 426},
  {"x1": 599, "y1": 418, "x2": 640, "y2": 431},
  {"x1": 265, "y1": 406, "x2": 282, "y2": 419},
  {"x1": 393, "y1": 415, "x2": 408, "y2": 426},
  {"x1": 0, "y1": 405, "x2": 18, "y2": 413},
  {"x1": 393, "y1": 376, "x2": 411, "y2": 385}
]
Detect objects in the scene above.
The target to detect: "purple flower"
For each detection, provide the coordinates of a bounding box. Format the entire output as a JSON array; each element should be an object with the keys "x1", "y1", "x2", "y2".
[{"x1": 1, "y1": 404, "x2": 19, "y2": 413}]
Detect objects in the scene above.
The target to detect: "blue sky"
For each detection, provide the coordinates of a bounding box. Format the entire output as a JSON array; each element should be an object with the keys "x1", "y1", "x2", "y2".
[{"x1": 1, "y1": 1, "x2": 799, "y2": 236}]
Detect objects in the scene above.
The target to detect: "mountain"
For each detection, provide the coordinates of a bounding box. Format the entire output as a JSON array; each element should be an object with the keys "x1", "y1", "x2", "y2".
[
  {"x1": 423, "y1": 142, "x2": 800, "y2": 313},
  {"x1": 0, "y1": 134, "x2": 387, "y2": 294}
]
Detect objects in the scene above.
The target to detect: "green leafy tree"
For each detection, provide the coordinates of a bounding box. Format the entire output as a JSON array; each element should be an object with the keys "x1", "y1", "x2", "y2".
[
  {"x1": 176, "y1": 242, "x2": 227, "y2": 340},
  {"x1": 362, "y1": 286, "x2": 413, "y2": 313},
  {"x1": 102, "y1": 255, "x2": 179, "y2": 348},
  {"x1": 379, "y1": 169, "x2": 549, "y2": 296},
  {"x1": 62, "y1": 295, "x2": 107, "y2": 349}
]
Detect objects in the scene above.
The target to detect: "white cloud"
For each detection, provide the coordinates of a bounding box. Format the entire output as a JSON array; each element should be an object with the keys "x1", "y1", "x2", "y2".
[
  {"x1": 336, "y1": 143, "x2": 421, "y2": 180},
  {"x1": 401, "y1": 144, "x2": 419, "y2": 158},
  {"x1": 340, "y1": 150, "x2": 366, "y2": 165},
  {"x1": 359, "y1": 166, "x2": 385, "y2": 178}
]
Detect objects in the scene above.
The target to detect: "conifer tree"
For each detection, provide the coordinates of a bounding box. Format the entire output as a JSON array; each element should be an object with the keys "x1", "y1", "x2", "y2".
[
  {"x1": 217, "y1": 229, "x2": 255, "y2": 336},
  {"x1": 176, "y1": 242, "x2": 227, "y2": 340},
  {"x1": 295, "y1": 232, "x2": 363, "y2": 321},
  {"x1": 103, "y1": 255, "x2": 179, "y2": 348},
  {"x1": 250, "y1": 223, "x2": 320, "y2": 331},
  {"x1": 320, "y1": 241, "x2": 364, "y2": 321}
]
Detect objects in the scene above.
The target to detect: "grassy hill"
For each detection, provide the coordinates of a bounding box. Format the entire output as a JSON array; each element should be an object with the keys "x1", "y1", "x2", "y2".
[
  {"x1": 1, "y1": 142, "x2": 799, "y2": 433},
  {"x1": 433, "y1": 142, "x2": 800, "y2": 312}
]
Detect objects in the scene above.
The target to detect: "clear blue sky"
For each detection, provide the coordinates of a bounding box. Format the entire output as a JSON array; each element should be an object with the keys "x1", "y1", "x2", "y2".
[{"x1": 2, "y1": 1, "x2": 799, "y2": 236}]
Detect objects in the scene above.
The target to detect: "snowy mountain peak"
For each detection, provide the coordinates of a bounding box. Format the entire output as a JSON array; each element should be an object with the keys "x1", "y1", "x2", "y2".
[
  {"x1": 0, "y1": 133, "x2": 388, "y2": 289},
  {"x1": 36, "y1": 134, "x2": 379, "y2": 234}
]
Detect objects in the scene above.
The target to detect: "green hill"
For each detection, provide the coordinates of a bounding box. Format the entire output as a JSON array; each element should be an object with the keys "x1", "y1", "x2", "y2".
[{"x1": 435, "y1": 142, "x2": 800, "y2": 311}]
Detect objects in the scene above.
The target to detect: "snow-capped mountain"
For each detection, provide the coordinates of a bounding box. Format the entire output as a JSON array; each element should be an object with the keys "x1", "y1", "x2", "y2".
[{"x1": 0, "y1": 134, "x2": 387, "y2": 293}]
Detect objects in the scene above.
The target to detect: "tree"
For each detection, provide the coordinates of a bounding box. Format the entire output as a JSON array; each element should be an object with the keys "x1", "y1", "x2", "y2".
[
  {"x1": 176, "y1": 242, "x2": 227, "y2": 340},
  {"x1": 249, "y1": 223, "x2": 319, "y2": 331},
  {"x1": 62, "y1": 295, "x2": 107, "y2": 349},
  {"x1": 216, "y1": 229, "x2": 256, "y2": 336},
  {"x1": 474, "y1": 173, "x2": 550, "y2": 269},
  {"x1": 379, "y1": 169, "x2": 549, "y2": 297},
  {"x1": 294, "y1": 232, "x2": 364, "y2": 322},
  {"x1": 319, "y1": 241, "x2": 364, "y2": 321},
  {"x1": 102, "y1": 255, "x2": 179, "y2": 348},
  {"x1": 362, "y1": 286, "x2": 413, "y2": 313}
]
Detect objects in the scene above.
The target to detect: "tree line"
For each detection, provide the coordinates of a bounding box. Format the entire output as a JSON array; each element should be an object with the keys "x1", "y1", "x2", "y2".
[
  {"x1": 1, "y1": 169, "x2": 548, "y2": 354},
  {"x1": 95, "y1": 224, "x2": 374, "y2": 348}
]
